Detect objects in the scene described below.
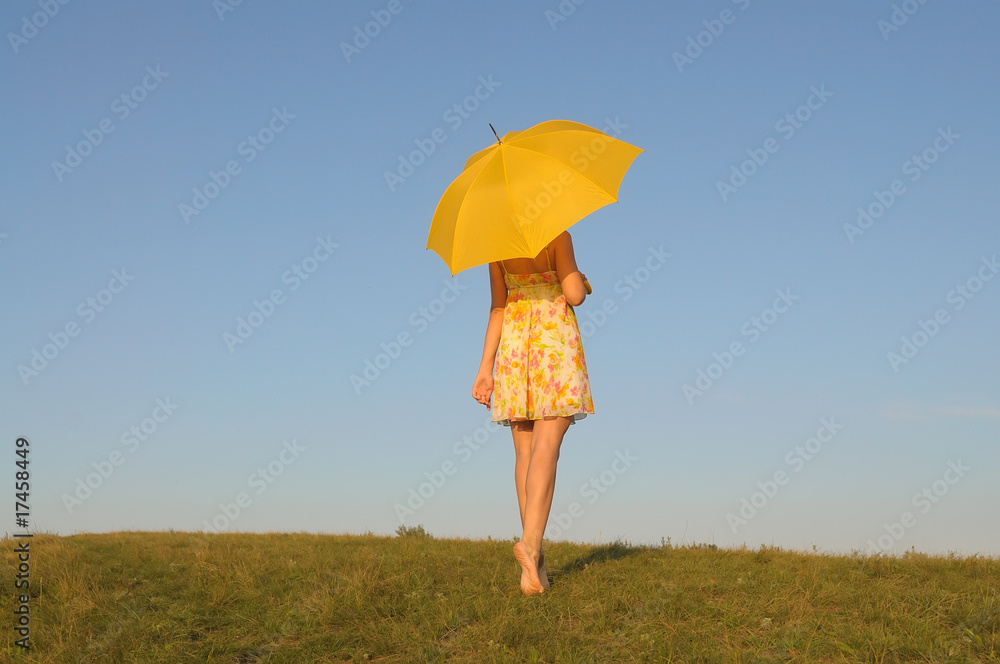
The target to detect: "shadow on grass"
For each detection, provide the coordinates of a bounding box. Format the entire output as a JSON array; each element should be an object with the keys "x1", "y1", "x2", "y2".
[{"x1": 549, "y1": 540, "x2": 644, "y2": 585}]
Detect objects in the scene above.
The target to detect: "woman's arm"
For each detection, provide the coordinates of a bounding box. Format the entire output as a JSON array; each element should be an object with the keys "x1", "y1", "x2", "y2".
[
  {"x1": 472, "y1": 261, "x2": 508, "y2": 407},
  {"x1": 551, "y1": 231, "x2": 587, "y2": 306}
]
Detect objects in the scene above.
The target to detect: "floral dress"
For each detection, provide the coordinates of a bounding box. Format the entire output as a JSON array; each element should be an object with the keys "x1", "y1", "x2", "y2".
[{"x1": 491, "y1": 265, "x2": 594, "y2": 426}]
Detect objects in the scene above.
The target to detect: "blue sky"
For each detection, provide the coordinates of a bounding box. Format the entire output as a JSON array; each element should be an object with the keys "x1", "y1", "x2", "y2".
[{"x1": 2, "y1": 0, "x2": 998, "y2": 557}]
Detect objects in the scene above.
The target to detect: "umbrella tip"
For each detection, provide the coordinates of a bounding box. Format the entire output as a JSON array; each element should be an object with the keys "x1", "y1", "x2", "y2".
[{"x1": 489, "y1": 123, "x2": 501, "y2": 145}]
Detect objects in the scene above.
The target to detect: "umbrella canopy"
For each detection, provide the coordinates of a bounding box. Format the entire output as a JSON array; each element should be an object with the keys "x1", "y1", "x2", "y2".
[{"x1": 427, "y1": 119, "x2": 642, "y2": 275}]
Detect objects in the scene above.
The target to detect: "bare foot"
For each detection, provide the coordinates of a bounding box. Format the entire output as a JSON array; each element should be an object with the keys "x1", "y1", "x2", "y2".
[
  {"x1": 513, "y1": 542, "x2": 544, "y2": 595},
  {"x1": 537, "y1": 549, "x2": 550, "y2": 590}
]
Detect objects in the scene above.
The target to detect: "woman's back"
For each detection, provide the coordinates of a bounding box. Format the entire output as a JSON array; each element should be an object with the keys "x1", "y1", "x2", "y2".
[
  {"x1": 499, "y1": 245, "x2": 555, "y2": 275},
  {"x1": 496, "y1": 231, "x2": 587, "y2": 307}
]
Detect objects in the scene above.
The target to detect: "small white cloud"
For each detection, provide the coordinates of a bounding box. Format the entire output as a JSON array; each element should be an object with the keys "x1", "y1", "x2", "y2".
[
  {"x1": 880, "y1": 402, "x2": 1000, "y2": 421},
  {"x1": 879, "y1": 401, "x2": 925, "y2": 421},
  {"x1": 934, "y1": 406, "x2": 1000, "y2": 420}
]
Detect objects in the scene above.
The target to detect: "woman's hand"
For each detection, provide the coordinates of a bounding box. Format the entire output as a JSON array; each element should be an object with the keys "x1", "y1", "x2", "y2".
[{"x1": 472, "y1": 371, "x2": 494, "y2": 409}]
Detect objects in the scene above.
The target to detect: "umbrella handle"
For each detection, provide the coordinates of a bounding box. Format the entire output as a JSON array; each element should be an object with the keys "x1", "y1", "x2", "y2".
[{"x1": 583, "y1": 278, "x2": 592, "y2": 295}]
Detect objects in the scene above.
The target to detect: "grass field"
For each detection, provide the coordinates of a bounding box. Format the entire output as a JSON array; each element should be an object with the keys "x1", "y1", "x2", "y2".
[{"x1": 1, "y1": 529, "x2": 997, "y2": 662}]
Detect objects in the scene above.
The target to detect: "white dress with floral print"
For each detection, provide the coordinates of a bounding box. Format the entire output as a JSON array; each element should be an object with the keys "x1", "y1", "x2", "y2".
[{"x1": 491, "y1": 269, "x2": 594, "y2": 426}]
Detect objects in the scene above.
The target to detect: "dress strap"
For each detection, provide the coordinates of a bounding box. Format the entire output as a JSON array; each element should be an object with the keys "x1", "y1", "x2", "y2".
[
  {"x1": 545, "y1": 245, "x2": 552, "y2": 271},
  {"x1": 498, "y1": 259, "x2": 506, "y2": 277}
]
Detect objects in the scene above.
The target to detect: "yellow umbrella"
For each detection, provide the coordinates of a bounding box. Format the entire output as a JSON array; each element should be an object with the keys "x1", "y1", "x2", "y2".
[{"x1": 427, "y1": 119, "x2": 642, "y2": 275}]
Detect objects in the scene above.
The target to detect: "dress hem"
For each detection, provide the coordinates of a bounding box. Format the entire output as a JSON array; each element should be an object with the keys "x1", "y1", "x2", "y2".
[{"x1": 493, "y1": 412, "x2": 591, "y2": 427}]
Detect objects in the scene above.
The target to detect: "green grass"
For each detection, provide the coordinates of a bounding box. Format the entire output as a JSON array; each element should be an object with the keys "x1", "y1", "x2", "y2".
[{"x1": 2, "y1": 530, "x2": 997, "y2": 662}]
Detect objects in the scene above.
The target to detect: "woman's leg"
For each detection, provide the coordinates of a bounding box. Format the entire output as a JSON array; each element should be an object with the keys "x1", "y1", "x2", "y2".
[
  {"x1": 510, "y1": 420, "x2": 534, "y2": 527},
  {"x1": 513, "y1": 415, "x2": 572, "y2": 594},
  {"x1": 511, "y1": 421, "x2": 550, "y2": 589}
]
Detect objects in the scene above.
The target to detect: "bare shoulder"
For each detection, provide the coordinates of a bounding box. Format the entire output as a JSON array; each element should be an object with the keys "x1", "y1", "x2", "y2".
[
  {"x1": 549, "y1": 231, "x2": 580, "y2": 275},
  {"x1": 550, "y1": 230, "x2": 574, "y2": 251}
]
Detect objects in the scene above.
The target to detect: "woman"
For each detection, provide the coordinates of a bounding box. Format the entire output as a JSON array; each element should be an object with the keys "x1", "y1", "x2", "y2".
[{"x1": 471, "y1": 230, "x2": 594, "y2": 595}]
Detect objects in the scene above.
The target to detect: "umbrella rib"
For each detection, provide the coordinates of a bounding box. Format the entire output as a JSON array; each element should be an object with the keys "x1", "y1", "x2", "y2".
[
  {"x1": 505, "y1": 143, "x2": 621, "y2": 199},
  {"x1": 499, "y1": 148, "x2": 525, "y2": 252},
  {"x1": 501, "y1": 143, "x2": 619, "y2": 259},
  {"x1": 449, "y1": 150, "x2": 516, "y2": 265}
]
